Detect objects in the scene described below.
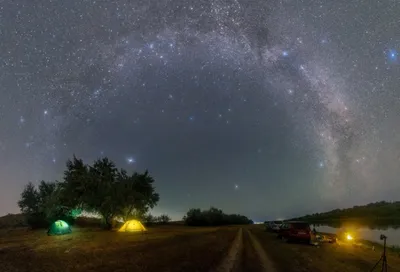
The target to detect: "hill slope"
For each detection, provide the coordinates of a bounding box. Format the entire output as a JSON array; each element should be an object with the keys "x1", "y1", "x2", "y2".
[
  {"x1": 292, "y1": 201, "x2": 400, "y2": 225},
  {"x1": 0, "y1": 213, "x2": 27, "y2": 228}
]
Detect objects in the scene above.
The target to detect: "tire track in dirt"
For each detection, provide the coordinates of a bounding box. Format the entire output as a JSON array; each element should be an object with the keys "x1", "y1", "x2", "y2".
[
  {"x1": 214, "y1": 228, "x2": 243, "y2": 272},
  {"x1": 246, "y1": 229, "x2": 278, "y2": 272},
  {"x1": 214, "y1": 228, "x2": 278, "y2": 272},
  {"x1": 241, "y1": 228, "x2": 265, "y2": 271}
]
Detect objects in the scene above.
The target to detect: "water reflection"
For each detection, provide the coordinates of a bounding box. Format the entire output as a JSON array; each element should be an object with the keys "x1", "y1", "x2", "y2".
[{"x1": 315, "y1": 223, "x2": 400, "y2": 246}]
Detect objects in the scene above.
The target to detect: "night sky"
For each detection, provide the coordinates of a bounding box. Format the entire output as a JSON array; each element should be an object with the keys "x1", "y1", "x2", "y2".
[{"x1": 1, "y1": 1, "x2": 399, "y2": 221}]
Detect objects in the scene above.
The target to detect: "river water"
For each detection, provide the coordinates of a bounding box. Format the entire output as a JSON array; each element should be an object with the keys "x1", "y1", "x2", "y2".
[{"x1": 316, "y1": 225, "x2": 400, "y2": 246}]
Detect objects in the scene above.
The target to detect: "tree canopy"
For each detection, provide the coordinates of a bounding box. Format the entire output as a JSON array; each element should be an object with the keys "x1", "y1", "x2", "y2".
[
  {"x1": 183, "y1": 207, "x2": 253, "y2": 226},
  {"x1": 18, "y1": 156, "x2": 159, "y2": 229}
]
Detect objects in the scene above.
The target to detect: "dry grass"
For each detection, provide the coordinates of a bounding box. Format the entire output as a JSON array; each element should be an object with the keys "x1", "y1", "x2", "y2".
[
  {"x1": 249, "y1": 225, "x2": 400, "y2": 272},
  {"x1": 0, "y1": 225, "x2": 239, "y2": 272}
]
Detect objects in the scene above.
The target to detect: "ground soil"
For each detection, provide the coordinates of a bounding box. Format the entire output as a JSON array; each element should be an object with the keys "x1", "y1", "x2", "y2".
[
  {"x1": 249, "y1": 226, "x2": 400, "y2": 272},
  {"x1": 0, "y1": 225, "x2": 238, "y2": 272},
  {"x1": 2, "y1": 225, "x2": 400, "y2": 272}
]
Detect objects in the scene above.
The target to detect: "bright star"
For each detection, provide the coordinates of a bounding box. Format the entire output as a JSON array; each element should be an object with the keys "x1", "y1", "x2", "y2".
[
  {"x1": 189, "y1": 116, "x2": 195, "y2": 121},
  {"x1": 127, "y1": 157, "x2": 136, "y2": 164},
  {"x1": 388, "y1": 49, "x2": 398, "y2": 61},
  {"x1": 282, "y1": 51, "x2": 289, "y2": 57},
  {"x1": 44, "y1": 110, "x2": 48, "y2": 115},
  {"x1": 234, "y1": 184, "x2": 239, "y2": 190},
  {"x1": 319, "y1": 162, "x2": 324, "y2": 168}
]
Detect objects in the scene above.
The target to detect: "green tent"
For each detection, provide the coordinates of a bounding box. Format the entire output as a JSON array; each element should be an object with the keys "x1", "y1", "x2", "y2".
[{"x1": 47, "y1": 220, "x2": 72, "y2": 236}]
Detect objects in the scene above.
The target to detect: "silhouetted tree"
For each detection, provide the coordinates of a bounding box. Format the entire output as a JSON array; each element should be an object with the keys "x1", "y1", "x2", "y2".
[
  {"x1": 57, "y1": 156, "x2": 160, "y2": 230},
  {"x1": 183, "y1": 207, "x2": 252, "y2": 226},
  {"x1": 156, "y1": 214, "x2": 171, "y2": 224},
  {"x1": 18, "y1": 181, "x2": 76, "y2": 228}
]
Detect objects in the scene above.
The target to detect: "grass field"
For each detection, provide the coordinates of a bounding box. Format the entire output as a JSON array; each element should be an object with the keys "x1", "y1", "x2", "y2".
[
  {"x1": 250, "y1": 226, "x2": 400, "y2": 272},
  {"x1": 0, "y1": 225, "x2": 239, "y2": 272},
  {"x1": 3, "y1": 224, "x2": 400, "y2": 272}
]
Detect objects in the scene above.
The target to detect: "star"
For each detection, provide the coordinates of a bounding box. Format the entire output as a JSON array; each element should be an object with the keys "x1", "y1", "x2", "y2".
[
  {"x1": 127, "y1": 157, "x2": 136, "y2": 164},
  {"x1": 387, "y1": 49, "x2": 398, "y2": 62},
  {"x1": 0, "y1": 0, "x2": 399, "y2": 230}
]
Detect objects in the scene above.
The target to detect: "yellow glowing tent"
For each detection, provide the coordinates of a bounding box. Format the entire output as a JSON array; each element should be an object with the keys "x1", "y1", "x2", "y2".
[{"x1": 118, "y1": 219, "x2": 147, "y2": 232}]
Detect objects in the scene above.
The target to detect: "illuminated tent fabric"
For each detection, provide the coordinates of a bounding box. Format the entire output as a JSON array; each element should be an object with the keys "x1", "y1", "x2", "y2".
[
  {"x1": 118, "y1": 220, "x2": 146, "y2": 232},
  {"x1": 47, "y1": 220, "x2": 72, "y2": 236}
]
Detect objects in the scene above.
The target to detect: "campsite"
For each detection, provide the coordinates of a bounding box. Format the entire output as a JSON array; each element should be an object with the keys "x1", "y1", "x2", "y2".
[
  {"x1": 3, "y1": 156, "x2": 400, "y2": 271},
  {"x1": 2, "y1": 221, "x2": 400, "y2": 272}
]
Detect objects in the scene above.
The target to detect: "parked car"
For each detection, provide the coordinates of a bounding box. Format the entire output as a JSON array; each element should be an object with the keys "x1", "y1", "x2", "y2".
[
  {"x1": 268, "y1": 220, "x2": 283, "y2": 232},
  {"x1": 277, "y1": 221, "x2": 311, "y2": 243}
]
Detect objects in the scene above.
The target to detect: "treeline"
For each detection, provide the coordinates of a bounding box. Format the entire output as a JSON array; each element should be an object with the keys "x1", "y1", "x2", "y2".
[
  {"x1": 144, "y1": 214, "x2": 171, "y2": 226},
  {"x1": 18, "y1": 156, "x2": 159, "y2": 229},
  {"x1": 293, "y1": 201, "x2": 400, "y2": 225},
  {"x1": 183, "y1": 207, "x2": 253, "y2": 226}
]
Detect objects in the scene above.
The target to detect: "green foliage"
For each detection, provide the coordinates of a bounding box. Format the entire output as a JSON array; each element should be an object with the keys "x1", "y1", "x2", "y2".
[
  {"x1": 17, "y1": 181, "x2": 78, "y2": 229},
  {"x1": 144, "y1": 213, "x2": 156, "y2": 224},
  {"x1": 17, "y1": 182, "x2": 39, "y2": 214},
  {"x1": 18, "y1": 155, "x2": 160, "y2": 230},
  {"x1": 156, "y1": 214, "x2": 171, "y2": 224},
  {"x1": 142, "y1": 213, "x2": 171, "y2": 226},
  {"x1": 293, "y1": 201, "x2": 400, "y2": 226},
  {"x1": 183, "y1": 207, "x2": 253, "y2": 226},
  {"x1": 116, "y1": 170, "x2": 159, "y2": 222}
]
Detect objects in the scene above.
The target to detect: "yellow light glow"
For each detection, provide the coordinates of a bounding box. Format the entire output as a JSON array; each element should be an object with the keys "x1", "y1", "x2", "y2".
[{"x1": 346, "y1": 234, "x2": 353, "y2": 241}]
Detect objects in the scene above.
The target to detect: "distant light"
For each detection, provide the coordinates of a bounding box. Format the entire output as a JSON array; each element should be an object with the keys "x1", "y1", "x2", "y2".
[
  {"x1": 127, "y1": 157, "x2": 135, "y2": 164},
  {"x1": 282, "y1": 51, "x2": 289, "y2": 57},
  {"x1": 189, "y1": 116, "x2": 195, "y2": 121},
  {"x1": 44, "y1": 110, "x2": 48, "y2": 115},
  {"x1": 319, "y1": 162, "x2": 324, "y2": 168},
  {"x1": 234, "y1": 184, "x2": 239, "y2": 190}
]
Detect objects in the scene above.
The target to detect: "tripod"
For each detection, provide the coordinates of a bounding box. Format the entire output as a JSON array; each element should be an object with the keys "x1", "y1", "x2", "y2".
[{"x1": 370, "y1": 235, "x2": 388, "y2": 272}]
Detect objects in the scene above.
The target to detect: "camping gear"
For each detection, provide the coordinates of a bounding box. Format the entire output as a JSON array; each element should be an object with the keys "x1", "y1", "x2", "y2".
[
  {"x1": 47, "y1": 220, "x2": 72, "y2": 236},
  {"x1": 118, "y1": 219, "x2": 147, "y2": 232}
]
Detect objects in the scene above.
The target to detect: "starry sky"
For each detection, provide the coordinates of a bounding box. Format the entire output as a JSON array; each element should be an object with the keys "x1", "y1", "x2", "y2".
[{"x1": 1, "y1": 0, "x2": 399, "y2": 221}]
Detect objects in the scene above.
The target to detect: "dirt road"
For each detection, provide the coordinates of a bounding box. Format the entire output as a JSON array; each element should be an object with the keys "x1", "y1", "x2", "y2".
[{"x1": 216, "y1": 226, "x2": 400, "y2": 272}]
